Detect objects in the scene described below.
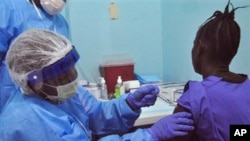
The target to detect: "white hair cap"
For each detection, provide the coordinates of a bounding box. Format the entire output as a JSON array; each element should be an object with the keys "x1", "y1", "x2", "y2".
[{"x1": 6, "y1": 28, "x2": 73, "y2": 94}]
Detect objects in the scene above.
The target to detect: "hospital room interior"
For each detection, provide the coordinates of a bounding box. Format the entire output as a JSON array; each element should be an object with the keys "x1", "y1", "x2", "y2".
[
  {"x1": 60, "y1": 0, "x2": 250, "y2": 127},
  {"x1": 62, "y1": 1, "x2": 250, "y2": 91},
  {"x1": 1, "y1": 0, "x2": 250, "y2": 140},
  {"x1": 62, "y1": 0, "x2": 249, "y2": 81}
]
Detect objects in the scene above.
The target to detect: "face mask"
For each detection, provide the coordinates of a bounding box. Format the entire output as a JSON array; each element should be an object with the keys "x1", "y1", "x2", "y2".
[
  {"x1": 44, "y1": 79, "x2": 79, "y2": 101},
  {"x1": 40, "y1": 0, "x2": 65, "y2": 15}
]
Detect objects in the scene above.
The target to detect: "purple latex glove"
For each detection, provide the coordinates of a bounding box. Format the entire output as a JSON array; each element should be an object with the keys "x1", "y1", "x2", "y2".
[
  {"x1": 126, "y1": 85, "x2": 159, "y2": 110},
  {"x1": 147, "y1": 112, "x2": 194, "y2": 141}
]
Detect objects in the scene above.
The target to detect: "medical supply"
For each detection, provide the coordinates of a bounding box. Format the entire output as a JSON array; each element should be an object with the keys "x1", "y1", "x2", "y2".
[
  {"x1": 99, "y1": 54, "x2": 134, "y2": 94},
  {"x1": 79, "y1": 80, "x2": 88, "y2": 86},
  {"x1": 123, "y1": 80, "x2": 140, "y2": 93},
  {"x1": 157, "y1": 83, "x2": 185, "y2": 105},
  {"x1": 126, "y1": 85, "x2": 159, "y2": 110},
  {"x1": 84, "y1": 83, "x2": 100, "y2": 99},
  {"x1": 173, "y1": 89, "x2": 183, "y2": 102},
  {"x1": 99, "y1": 77, "x2": 108, "y2": 100},
  {"x1": 134, "y1": 73, "x2": 162, "y2": 84},
  {"x1": 115, "y1": 76, "x2": 124, "y2": 99}
]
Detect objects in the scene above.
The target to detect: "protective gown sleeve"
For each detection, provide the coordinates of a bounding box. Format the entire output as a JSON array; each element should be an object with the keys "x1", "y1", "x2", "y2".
[
  {"x1": 0, "y1": 91, "x2": 92, "y2": 141},
  {"x1": 77, "y1": 86, "x2": 141, "y2": 135},
  {"x1": 98, "y1": 129, "x2": 155, "y2": 141},
  {"x1": 0, "y1": 1, "x2": 12, "y2": 58},
  {"x1": 0, "y1": 0, "x2": 17, "y2": 114}
]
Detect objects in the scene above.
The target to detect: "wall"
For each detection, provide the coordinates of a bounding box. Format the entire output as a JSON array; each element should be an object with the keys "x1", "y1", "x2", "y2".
[
  {"x1": 64, "y1": 0, "x2": 163, "y2": 83},
  {"x1": 63, "y1": 0, "x2": 250, "y2": 83},
  {"x1": 162, "y1": 0, "x2": 250, "y2": 82}
]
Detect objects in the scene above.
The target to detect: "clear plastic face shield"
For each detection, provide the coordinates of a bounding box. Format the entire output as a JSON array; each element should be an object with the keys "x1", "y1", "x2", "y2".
[{"x1": 27, "y1": 46, "x2": 80, "y2": 102}]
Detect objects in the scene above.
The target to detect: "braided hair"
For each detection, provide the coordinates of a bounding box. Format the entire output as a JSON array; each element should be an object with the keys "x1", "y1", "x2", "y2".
[{"x1": 194, "y1": 0, "x2": 248, "y2": 66}]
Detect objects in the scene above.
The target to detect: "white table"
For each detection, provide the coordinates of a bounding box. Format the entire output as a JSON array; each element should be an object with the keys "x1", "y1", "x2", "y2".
[{"x1": 134, "y1": 97, "x2": 175, "y2": 126}]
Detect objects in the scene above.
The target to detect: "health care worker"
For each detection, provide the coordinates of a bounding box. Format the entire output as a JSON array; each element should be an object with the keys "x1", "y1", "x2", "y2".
[
  {"x1": 0, "y1": 0, "x2": 68, "y2": 113},
  {"x1": 0, "y1": 28, "x2": 194, "y2": 141}
]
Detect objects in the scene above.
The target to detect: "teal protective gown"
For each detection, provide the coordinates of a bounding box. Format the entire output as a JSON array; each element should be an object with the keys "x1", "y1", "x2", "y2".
[
  {"x1": 0, "y1": 0, "x2": 69, "y2": 113},
  {"x1": 0, "y1": 86, "x2": 154, "y2": 140}
]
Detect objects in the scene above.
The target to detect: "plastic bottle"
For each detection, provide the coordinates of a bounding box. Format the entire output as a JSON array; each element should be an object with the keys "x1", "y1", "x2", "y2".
[
  {"x1": 99, "y1": 77, "x2": 108, "y2": 100},
  {"x1": 115, "y1": 76, "x2": 125, "y2": 99}
]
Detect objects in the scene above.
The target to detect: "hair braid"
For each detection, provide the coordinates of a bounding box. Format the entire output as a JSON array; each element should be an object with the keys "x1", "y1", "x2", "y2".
[{"x1": 194, "y1": 1, "x2": 248, "y2": 65}]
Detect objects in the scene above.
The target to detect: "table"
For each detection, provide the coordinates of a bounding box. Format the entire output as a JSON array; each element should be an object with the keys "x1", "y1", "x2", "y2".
[{"x1": 134, "y1": 97, "x2": 175, "y2": 126}]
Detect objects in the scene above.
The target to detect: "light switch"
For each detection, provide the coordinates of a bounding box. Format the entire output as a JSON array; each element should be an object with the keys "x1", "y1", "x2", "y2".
[{"x1": 109, "y1": 3, "x2": 119, "y2": 20}]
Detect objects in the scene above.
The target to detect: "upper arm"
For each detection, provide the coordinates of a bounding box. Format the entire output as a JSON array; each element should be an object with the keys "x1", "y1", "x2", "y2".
[
  {"x1": 0, "y1": 1, "x2": 13, "y2": 54},
  {"x1": 169, "y1": 104, "x2": 196, "y2": 141}
]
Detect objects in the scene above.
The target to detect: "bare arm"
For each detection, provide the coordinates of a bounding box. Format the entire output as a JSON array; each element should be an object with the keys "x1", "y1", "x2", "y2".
[{"x1": 169, "y1": 104, "x2": 195, "y2": 141}]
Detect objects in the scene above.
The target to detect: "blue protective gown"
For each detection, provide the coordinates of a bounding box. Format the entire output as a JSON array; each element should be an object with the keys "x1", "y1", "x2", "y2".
[
  {"x1": 177, "y1": 76, "x2": 250, "y2": 141},
  {"x1": 0, "y1": 86, "x2": 155, "y2": 141},
  {"x1": 0, "y1": 0, "x2": 69, "y2": 113}
]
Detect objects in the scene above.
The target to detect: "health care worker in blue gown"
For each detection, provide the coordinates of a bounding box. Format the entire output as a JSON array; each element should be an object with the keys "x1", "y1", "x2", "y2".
[
  {"x1": 0, "y1": 0, "x2": 68, "y2": 113},
  {"x1": 0, "y1": 28, "x2": 194, "y2": 141}
]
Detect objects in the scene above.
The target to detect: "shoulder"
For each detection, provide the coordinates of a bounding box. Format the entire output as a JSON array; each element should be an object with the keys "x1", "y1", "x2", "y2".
[
  {"x1": 0, "y1": 0, "x2": 31, "y2": 29},
  {"x1": 183, "y1": 76, "x2": 222, "y2": 93},
  {"x1": 0, "y1": 0, "x2": 29, "y2": 10},
  {"x1": 1, "y1": 93, "x2": 69, "y2": 123},
  {"x1": 177, "y1": 80, "x2": 207, "y2": 112},
  {"x1": 0, "y1": 93, "x2": 75, "y2": 139},
  {"x1": 183, "y1": 80, "x2": 202, "y2": 93},
  {"x1": 55, "y1": 13, "x2": 69, "y2": 26},
  {"x1": 53, "y1": 14, "x2": 70, "y2": 37}
]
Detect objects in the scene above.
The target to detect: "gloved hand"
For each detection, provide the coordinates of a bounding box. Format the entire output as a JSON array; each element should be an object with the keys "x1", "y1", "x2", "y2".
[
  {"x1": 147, "y1": 112, "x2": 194, "y2": 141},
  {"x1": 126, "y1": 85, "x2": 159, "y2": 110}
]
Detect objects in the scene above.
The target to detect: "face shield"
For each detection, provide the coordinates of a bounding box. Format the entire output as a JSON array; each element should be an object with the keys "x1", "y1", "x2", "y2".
[
  {"x1": 28, "y1": 46, "x2": 79, "y2": 85},
  {"x1": 6, "y1": 28, "x2": 79, "y2": 99},
  {"x1": 27, "y1": 46, "x2": 80, "y2": 101}
]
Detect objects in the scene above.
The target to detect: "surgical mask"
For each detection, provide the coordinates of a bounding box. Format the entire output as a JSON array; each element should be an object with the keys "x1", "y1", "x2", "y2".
[
  {"x1": 43, "y1": 79, "x2": 79, "y2": 101},
  {"x1": 40, "y1": 0, "x2": 65, "y2": 15}
]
